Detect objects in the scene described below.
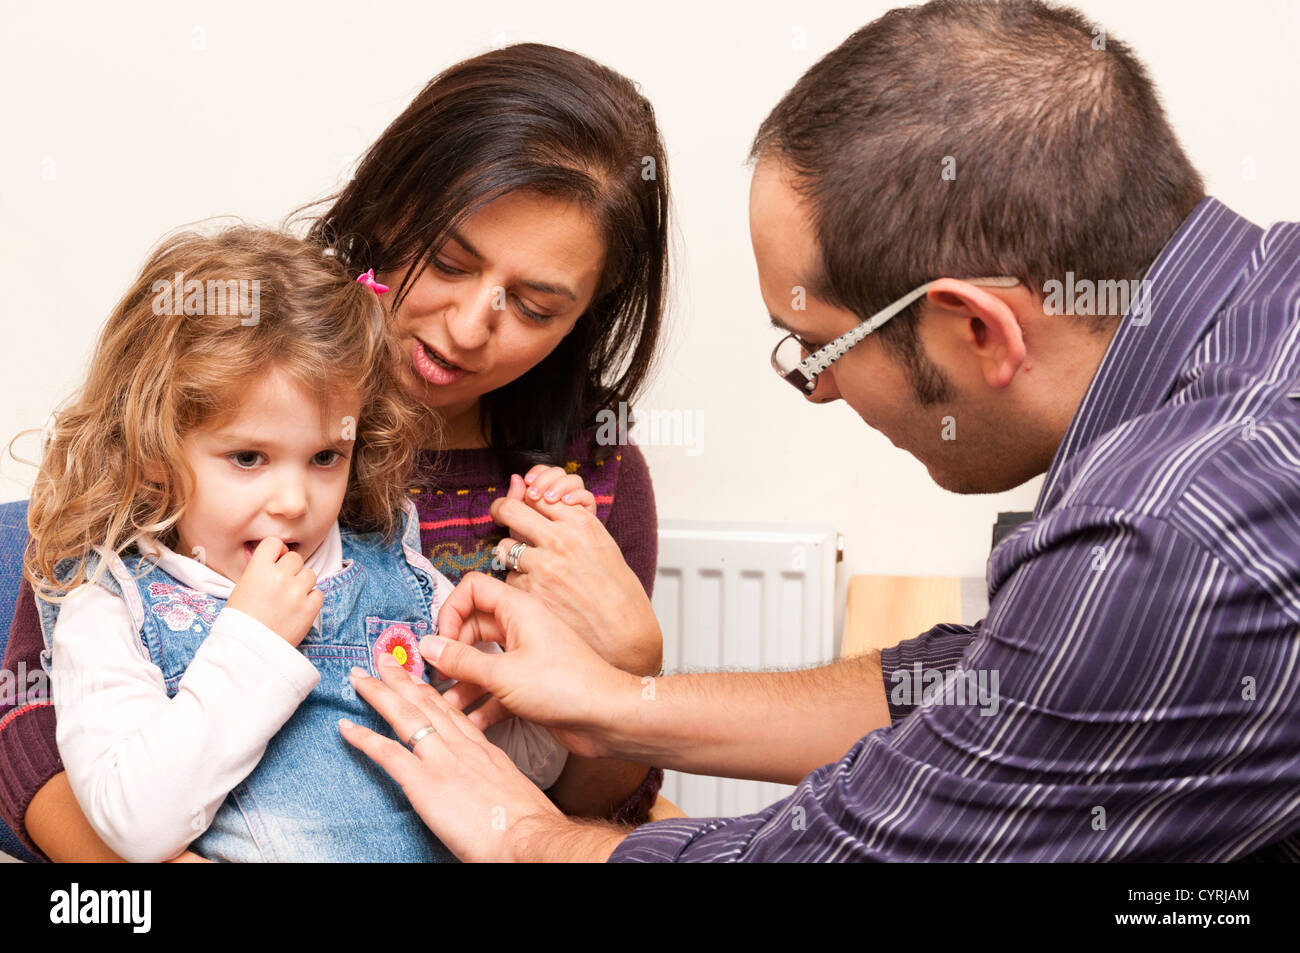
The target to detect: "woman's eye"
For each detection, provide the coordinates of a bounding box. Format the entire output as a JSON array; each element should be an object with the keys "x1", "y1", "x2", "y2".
[
  {"x1": 432, "y1": 258, "x2": 465, "y2": 277},
  {"x1": 514, "y1": 296, "x2": 553, "y2": 324},
  {"x1": 229, "y1": 451, "x2": 262, "y2": 469},
  {"x1": 313, "y1": 450, "x2": 343, "y2": 467}
]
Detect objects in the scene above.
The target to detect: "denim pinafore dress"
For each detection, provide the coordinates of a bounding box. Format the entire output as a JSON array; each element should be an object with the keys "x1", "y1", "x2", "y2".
[{"x1": 37, "y1": 499, "x2": 456, "y2": 863}]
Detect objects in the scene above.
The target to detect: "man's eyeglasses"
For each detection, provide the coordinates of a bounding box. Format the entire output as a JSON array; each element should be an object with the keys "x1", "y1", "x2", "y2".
[{"x1": 771, "y1": 276, "x2": 1021, "y2": 395}]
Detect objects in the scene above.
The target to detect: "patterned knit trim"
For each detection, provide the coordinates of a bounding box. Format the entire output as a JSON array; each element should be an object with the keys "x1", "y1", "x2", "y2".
[
  {"x1": 408, "y1": 488, "x2": 498, "y2": 495},
  {"x1": 0, "y1": 700, "x2": 52, "y2": 735},
  {"x1": 420, "y1": 514, "x2": 497, "y2": 531}
]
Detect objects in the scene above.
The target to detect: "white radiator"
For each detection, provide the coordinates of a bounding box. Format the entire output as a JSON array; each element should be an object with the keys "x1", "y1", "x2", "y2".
[{"x1": 652, "y1": 520, "x2": 842, "y2": 818}]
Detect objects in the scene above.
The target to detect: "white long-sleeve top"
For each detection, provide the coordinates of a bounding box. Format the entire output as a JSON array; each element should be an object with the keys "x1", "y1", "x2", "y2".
[{"x1": 52, "y1": 525, "x2": 566, "y2": 863}]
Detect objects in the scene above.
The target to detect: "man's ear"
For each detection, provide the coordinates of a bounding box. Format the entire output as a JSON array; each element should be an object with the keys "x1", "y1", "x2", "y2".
[{"x1": 924, "y1": 278, "x2": 1026, "y2": 389}]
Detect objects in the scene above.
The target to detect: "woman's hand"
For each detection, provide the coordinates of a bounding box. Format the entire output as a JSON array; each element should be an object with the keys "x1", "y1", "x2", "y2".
[
  {"x1": 339, "y1": 627, "x2": 574, "y2": 862},
  {"x1": 490, "y1": 473, "x2": 662, "y2": 677}
]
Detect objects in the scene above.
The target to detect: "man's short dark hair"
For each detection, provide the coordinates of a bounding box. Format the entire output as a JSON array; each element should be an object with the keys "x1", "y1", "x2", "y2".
[{"x1": 750, "y1": 0, "x2": 1205, "y2": 405}]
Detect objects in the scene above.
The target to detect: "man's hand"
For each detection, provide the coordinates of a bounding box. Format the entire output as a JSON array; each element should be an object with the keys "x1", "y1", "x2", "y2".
[
  {"x1": 339, "y1": 650, "x2": 626, "y2": 862},
  {"x1": 425, "y1": 573, "x2": 889, "y2": 787},
  {"x1": 427, "y1": 572, "x2": 640, "y2": 758},
  {"x1": 226, "y1": 538, "x2": 322, "y2": 647}
]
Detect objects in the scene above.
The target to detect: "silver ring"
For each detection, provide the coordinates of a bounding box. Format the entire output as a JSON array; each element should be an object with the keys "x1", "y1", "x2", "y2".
[
  {"x1": 406, "y1": 724, "x2": 437, "y2": 749},
  {"x1": 507, "y1": 541, "x2": 528, "y2": 573},
  {"x1": 507, "y1": 541, "x2": 525, "y2": 569}
]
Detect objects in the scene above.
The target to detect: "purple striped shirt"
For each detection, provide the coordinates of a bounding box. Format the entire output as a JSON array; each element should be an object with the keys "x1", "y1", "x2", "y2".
[{"x1": 611, "y1": 196, "x2": 1300, "y2": 862}]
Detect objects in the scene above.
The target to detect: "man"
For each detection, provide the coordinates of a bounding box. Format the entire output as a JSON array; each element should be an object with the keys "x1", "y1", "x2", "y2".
[{"x1": 342, "y1": 0, "x2": 1300, "y2": 861}]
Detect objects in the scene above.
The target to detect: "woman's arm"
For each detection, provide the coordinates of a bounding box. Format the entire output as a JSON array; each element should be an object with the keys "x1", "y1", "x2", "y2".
[
  {"x1": 3, "y1": 573, "x2": 206, "y2": 861},
  {"x1": 1, "y1": 571, "x2": 66, "y2": 860},
  {"x1": 544, "y1": 757, "x2": 659, "y2": 819},
  {"x1": 500, "y1": 445, "x2": 664, "y2": 819},
  {"x1": 27, "y1": 773, "x2": 213, "y2": 862},
  {"x1": 27, "y1": 772, "x2": 125, "y2": 862},
  {"x1": 596, "y1": 443, "x2": 658, "y2": 598}
]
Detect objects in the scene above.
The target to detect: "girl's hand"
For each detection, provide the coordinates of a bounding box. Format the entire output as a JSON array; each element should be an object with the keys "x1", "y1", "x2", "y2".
[
  {"x1": 520, "y1": 465, "x2": 597, "y2": 515},
  {"x1": 489, "y1": 478, "x2": 661, "y2": 678},
  {"x1": 226, "y1": 538, "x2": 321, "y2": 648}
]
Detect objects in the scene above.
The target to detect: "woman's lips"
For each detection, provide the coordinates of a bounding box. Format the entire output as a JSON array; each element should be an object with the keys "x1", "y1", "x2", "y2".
[{"x1": 411, "y1": 339, "x2": 470, "y2": 386}]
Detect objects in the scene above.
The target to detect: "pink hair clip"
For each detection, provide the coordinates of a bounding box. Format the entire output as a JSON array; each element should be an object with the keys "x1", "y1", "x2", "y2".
[{"x1": 356, "y1": 268, "x2": 389, "y2": 296}]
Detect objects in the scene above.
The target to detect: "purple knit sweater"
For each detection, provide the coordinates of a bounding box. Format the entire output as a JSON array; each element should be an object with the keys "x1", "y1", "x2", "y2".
[
  {"x1": 408, "y1": 429, "x2": 659, "y2": 593},
  {"x1": 0, "y1": 428, "x2": 660, "y2": 858}
]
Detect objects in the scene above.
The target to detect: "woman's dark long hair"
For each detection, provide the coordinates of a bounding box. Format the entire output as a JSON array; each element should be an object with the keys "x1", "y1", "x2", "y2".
[{"x1": 306, "y1": 43, "x2": 670, "y2": 475}]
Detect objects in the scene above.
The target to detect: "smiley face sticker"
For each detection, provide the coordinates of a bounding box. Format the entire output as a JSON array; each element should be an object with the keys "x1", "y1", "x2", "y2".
[{"x1": 372, "y1": 623, "x2": 426, "y2": 683}]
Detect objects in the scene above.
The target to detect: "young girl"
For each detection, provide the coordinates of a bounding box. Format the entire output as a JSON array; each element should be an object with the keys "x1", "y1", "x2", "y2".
[{"x1": 26, "y1": 226, "x2": 578, "y2": 862}]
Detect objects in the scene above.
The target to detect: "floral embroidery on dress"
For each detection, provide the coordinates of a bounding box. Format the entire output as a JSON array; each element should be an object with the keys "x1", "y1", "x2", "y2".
[
  {"x1": 146, "y1": 582, "x2": 221, "y2": 632},
  {"x1": 372, "y1": 623, "x2": 425, "y2": 681}
]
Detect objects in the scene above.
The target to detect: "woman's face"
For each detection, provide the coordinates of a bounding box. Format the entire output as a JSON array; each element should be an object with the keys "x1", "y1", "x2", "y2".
[{"x1": 379, "y1": 190, "x2": 607, "y2": 438}]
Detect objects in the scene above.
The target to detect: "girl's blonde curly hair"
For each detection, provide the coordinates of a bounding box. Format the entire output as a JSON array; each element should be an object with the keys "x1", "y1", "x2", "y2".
[{"x1": 18, "y1": 226, "x2": 439, "y2": 602}]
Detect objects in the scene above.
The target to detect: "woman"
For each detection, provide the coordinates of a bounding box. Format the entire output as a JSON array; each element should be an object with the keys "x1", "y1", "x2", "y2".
[{"x1": 0, "y1": 42, "x2": 668, "y2": 861}]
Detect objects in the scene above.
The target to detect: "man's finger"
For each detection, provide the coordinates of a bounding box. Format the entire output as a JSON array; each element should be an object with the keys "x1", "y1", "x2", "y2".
[
  {"x1": 436, "y1": 571, "x2": 532, "y2": 644},
  {"x1": 373, "y1": 657, "x2": 487, "y2": 744},
  {"x1": 337, "y1": 717, "x2": 434, "y2": 788},
  {"x1": 436, "y1": 688, "x2": 494, "y2": 743},
  {"x1": 336, "y1": 717, "x2": 485, "y2": 835},
  {"x1": 441, "y1": 678, "x2": 489, "y2": 712},
  {"x1": 351, "y1": 661, "x2": 457, "y2": 748},
  {"x1": 467, "y1": 696, "x2": 511, "y2": 731},
  {"x1": 420, "y1": 635, "x2": 500, "y2": 691},
  {"x1": 457, "y1": 607, "x2": 507, "y2": 647}
]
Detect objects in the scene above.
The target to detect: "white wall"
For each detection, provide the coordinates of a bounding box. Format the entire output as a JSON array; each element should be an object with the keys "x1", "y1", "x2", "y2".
[{"x1": 3, "y1": 0, "x2": 1298, "y2": 604}]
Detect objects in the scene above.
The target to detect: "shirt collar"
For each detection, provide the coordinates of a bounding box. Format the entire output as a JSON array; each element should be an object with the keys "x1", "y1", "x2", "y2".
[
  {"x1": 136, "y1": 522, "x2": 344, "y2": 598},
  {"x1": 1035, "y1": 196, "x2": 1263, "y2": 515}
]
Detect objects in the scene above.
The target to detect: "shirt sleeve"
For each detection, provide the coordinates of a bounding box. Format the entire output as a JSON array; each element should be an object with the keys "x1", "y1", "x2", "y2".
[
  {"x1": 0, "y1": 571, "x2": 61, "y2": 859},
  {"x1": 483, "y1": 717, "x2": 569, "y2": 789},
  {"x1": 610, "y1": 507, "x2": 1300, "y2": 861},
  {"x1": 879, "y1": 621, "x2": 982, "y2": 723},
  {"x1": 52, "y1": 588, "x2": 320, "y2": 863},
  {"x1": 602, "y1": 444, "x2": 658, "y2": 598}
]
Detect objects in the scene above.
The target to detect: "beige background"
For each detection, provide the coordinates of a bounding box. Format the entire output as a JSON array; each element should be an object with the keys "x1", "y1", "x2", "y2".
[{"x1": 3, "y1": 0, "x2": 1297, "y2": 597}]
